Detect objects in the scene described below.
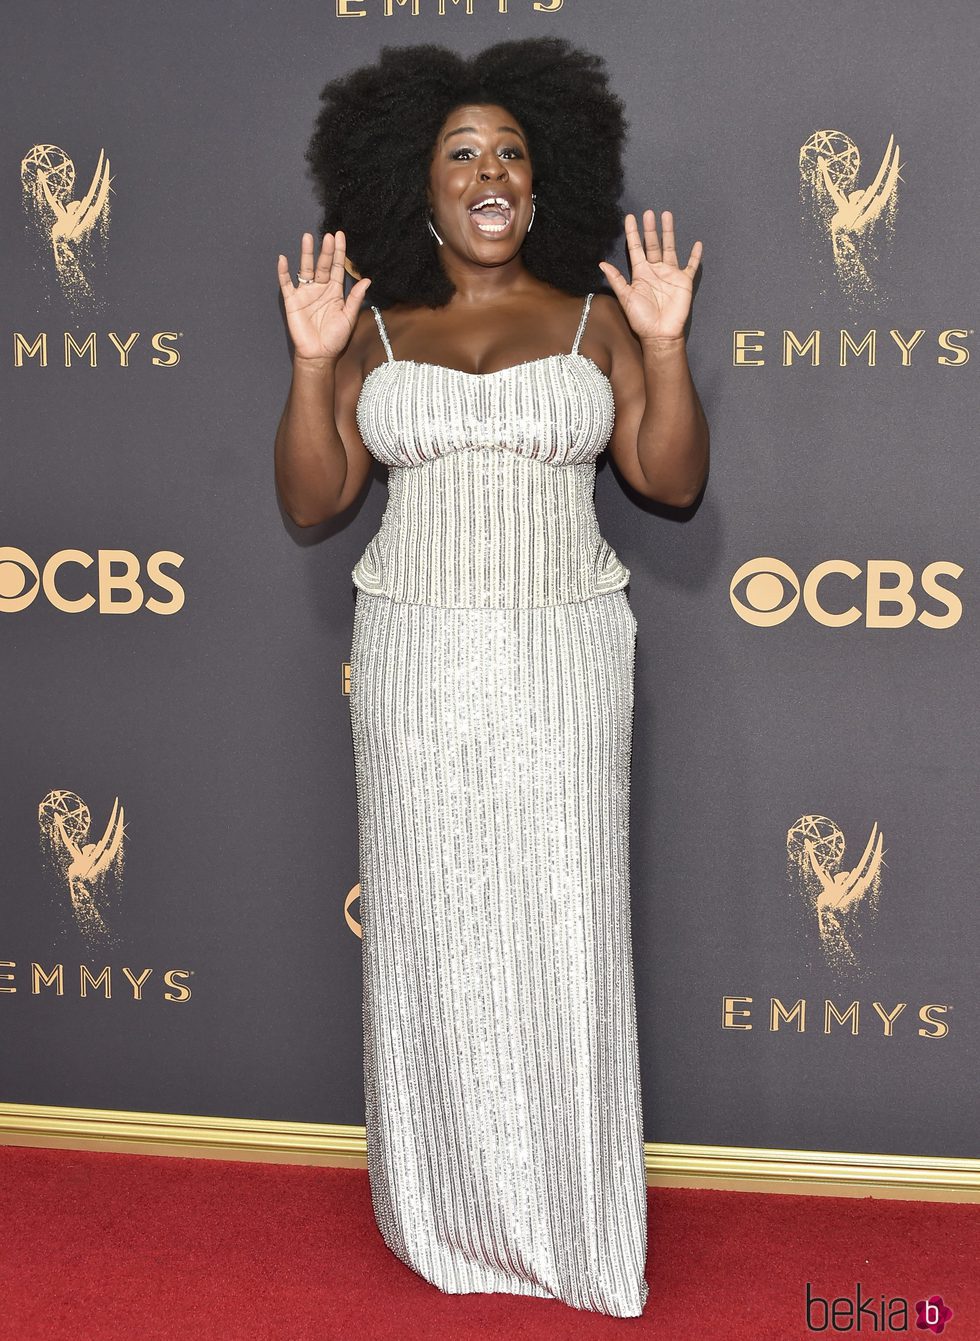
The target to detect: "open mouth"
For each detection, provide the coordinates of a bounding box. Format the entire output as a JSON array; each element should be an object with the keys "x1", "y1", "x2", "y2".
[{"x1": 468, "y1": 195, "x2": 514, "y2": 235}]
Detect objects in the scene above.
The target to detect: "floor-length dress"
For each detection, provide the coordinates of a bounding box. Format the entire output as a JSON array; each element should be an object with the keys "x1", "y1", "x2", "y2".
[{"x1": 347, "y1": 293, "x2": 649, "y2": 1318}]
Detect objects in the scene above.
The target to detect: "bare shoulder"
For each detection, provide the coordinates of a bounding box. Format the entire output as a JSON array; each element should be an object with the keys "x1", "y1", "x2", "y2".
[
  {"x1": 339, "y1": 304, "x2": 384, "y2": 378},
  {"x1": 588, "y1": 292, "x2": 633, "y2": 344},
  {"x1": 351, "y1": 302, "x2": 381, "y2": 351},
  {"x1": 583, "y1": 292, "x2": 641, "y2": 372}
]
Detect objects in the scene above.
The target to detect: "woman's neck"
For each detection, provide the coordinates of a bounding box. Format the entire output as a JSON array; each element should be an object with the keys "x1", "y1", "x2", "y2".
[{"x1": 434, "y1": 251, "x2": 541, "y2": 307}]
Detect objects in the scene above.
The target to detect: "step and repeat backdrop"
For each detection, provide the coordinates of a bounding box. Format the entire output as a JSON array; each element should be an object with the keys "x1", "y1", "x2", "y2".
[{"x1": 2, "y1": 0, "x2": 976, "y2": 1160}]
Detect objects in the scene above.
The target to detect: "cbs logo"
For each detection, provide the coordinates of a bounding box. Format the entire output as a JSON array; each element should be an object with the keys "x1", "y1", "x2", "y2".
[
  {"x1": 0, "y1": 547, "x2": 184, "y2": 614},
  {"x1": 730, "y1": 557, "x2": 962, "y2": 628}
]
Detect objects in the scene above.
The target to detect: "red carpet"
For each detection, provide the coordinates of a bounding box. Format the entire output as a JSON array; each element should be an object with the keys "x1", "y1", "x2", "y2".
[{"x1": 1, "y1": 1145, "x2": 976, "y2": 1339}]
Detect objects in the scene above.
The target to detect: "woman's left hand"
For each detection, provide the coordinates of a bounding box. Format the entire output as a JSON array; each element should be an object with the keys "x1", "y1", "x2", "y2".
[{"x1": 599, "y1": 209, "x2": 702, "y2": 343}]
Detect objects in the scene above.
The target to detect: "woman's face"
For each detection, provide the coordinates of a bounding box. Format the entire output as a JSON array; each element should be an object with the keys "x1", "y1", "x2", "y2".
[{"x1": 427, "y1": 103, "x2": 534, "y2": 261}]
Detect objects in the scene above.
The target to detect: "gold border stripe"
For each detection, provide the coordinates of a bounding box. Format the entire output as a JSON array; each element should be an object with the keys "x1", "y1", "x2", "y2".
[{"x1": 1, "y1": 1103, "x2": 977, "y2": 1202}]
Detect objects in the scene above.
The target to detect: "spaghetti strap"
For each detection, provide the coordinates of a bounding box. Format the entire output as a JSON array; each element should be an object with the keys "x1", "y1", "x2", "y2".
[
  {"x1": 371, "y1": 306, "x2": 394, "y2": 363},
  {"x1": 570, "y1": 292, "x2": 594, "y2": 355}
]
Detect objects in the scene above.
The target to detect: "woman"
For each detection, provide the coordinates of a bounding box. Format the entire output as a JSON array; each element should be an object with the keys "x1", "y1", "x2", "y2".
[{"x1": 274, "y1": 37, "x2": 708, "y2": 1319}]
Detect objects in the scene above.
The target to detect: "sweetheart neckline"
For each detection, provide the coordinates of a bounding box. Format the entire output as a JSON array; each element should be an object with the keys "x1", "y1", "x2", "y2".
[{"x1": 359, "y1": 351, "x2": 612, "y2": 391}]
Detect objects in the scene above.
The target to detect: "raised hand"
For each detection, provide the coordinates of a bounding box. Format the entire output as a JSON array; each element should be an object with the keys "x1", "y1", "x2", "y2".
[
  {"x1": 599, "y1": 209, "x2": 701, "y2": 342},
  {"x1": 277, "y1": 230, "x2": 372, "y2": 363}
]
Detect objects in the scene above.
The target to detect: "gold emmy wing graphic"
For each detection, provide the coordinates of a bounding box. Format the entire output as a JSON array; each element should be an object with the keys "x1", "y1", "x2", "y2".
[
  {"x1": 799, "y1": 130, "x2": 904, "y2": 304},
  {"x1": 21, "y1": 144, "x2": 113, "y2": 308},
  {"x1": 38, "y1": 790, "x2": 126, "y2": 947},
  {"x1": 786, "y1": 814, "x2": 886, "y2": 975}
]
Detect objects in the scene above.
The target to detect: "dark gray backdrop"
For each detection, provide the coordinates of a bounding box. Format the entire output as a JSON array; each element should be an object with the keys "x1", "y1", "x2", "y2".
[{"x1": 2, "y1": 0, "x2": 976, "y2": 1159}]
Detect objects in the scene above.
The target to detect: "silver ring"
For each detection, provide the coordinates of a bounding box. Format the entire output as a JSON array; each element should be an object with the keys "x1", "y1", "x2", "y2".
[{"x1": 297, "y1": 274, "x2": 315, "y2": 285}]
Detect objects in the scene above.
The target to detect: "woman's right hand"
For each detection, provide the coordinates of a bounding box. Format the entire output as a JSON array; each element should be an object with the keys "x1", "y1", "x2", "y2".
[{"x1": 277, "y1": 231, "x2": 372, "y2": 365}]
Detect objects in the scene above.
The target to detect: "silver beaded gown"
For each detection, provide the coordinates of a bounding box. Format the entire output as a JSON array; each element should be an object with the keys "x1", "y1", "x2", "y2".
[{"x1": 347, "y1": 293, "x2": 649, "y2": 1318}]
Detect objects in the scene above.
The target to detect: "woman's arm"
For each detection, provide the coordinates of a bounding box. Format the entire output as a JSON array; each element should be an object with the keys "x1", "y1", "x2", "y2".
[
  {"x1": 273, "y1": 231, "x2": 375, "y2": 526},
  {"x1": 274, "y1": 320, "x2": 374, "y2": 526},
  {"x1": 597, "y1": 209, "x2": 710, "y2": 507}
]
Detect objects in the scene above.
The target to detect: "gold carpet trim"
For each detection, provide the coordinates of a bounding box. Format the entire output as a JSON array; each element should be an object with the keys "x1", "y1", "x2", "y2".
[{"x1": 1, "y1": 1103, "x2": 976, "y2": 1203}]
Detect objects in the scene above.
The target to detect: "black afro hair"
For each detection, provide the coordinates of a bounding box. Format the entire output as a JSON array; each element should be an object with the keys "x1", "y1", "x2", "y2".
[{"x1": 304, "y1": 36, "x2": 628, "y2": 309}]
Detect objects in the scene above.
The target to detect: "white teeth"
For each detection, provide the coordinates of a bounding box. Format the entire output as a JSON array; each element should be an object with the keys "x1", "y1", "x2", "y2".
[
  {"x1": 469, "y1": 195, "x2": 511, "y2": 213},
  {"x1": 470, "y1": 195, "x2": 513, "y2": 233}
]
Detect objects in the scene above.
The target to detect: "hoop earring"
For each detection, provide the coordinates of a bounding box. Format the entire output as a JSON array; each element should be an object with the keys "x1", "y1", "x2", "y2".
[
  {"x1": 427, "y1": 214, "x2": 444, "y2": 246},
  {"x1": 527, "y1": 193, "x2": 537, "y2": 233}
]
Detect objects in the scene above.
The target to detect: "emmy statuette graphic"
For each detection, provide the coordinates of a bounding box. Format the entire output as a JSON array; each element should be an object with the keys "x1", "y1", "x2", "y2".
[
  {"x1": 38, "y1": 789, "x2": 126, "y2": 947},
  {"x1": 799, "y1": 130, "x2": 904, "y2": 305},
  {"x1": 20, "y1": 144, "x2": 114, "y2": 310}
]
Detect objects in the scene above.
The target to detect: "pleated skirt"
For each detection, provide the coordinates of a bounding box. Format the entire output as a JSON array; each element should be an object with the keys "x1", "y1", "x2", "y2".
[{"x1": 348, "y1": 587, "x2": 649, "y2": 1318}]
